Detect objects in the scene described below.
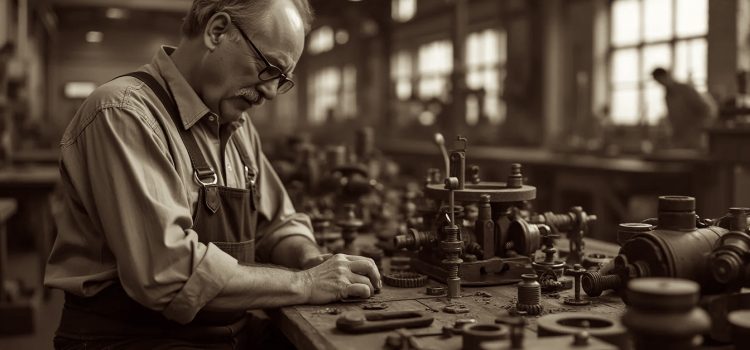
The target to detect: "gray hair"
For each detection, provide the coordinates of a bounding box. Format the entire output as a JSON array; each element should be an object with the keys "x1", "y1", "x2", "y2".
[{"x1": 181, "y1": 0, "x2": 314, "y2": 38}]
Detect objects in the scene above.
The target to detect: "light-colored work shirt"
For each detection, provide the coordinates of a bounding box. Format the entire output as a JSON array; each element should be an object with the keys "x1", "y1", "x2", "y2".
[{"x1": 44, "y1": 46, "x2": 314, "y2": 324}]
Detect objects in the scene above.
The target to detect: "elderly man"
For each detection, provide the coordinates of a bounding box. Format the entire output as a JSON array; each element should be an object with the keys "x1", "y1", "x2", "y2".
[{"x1": 45, "y1": 0, "x2": 381, "y2": 348}]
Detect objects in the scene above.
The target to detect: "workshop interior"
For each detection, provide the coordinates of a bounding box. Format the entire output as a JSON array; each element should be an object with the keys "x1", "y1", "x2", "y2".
[{"x1": 1, "y1": 0, "x2": 750, "y2": 349}]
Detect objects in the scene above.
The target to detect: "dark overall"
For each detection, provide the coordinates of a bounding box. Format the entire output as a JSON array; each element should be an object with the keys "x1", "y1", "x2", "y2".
[{"x1": 54, "y1": 72, "x2": 264, "y2": 349}]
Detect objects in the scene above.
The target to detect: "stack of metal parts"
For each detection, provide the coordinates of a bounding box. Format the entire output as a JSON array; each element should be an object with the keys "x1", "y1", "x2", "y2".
[{"x1": 621, "y1": 277, "x2": 710, "y2": 350}]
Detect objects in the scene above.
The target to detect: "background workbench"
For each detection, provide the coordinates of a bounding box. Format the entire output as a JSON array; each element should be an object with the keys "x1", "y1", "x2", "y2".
[{"x1": 272, "y1": 238, "x2": 623, "y2": 350}]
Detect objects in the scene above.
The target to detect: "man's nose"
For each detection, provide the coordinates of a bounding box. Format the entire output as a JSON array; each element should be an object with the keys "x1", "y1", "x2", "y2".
[{"x1": 257, "y1": 80, "x2": 279, "y2": 100}]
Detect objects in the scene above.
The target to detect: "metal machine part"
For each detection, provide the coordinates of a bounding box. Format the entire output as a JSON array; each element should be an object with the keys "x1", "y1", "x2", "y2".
[
  {"x1": 506, "y1": 218, "x2": 549, "y2": 257},
  {"x1": 425, "y1": 285, "x2": 446, "y2": 296},
  {"x1": 709, "y1": 207, "x2": 750, "y2": 290},
  {"x1": 336, "y1": 310, "x2": 434, "y2": 334},
  {"x1": 394, "y1": 136, "x2": 595, "y2": 288},
  {"x1": 581, "y1": 253, "x2": 610, "y2": 271},
  {"x1": 531, "y1": 229, "x2": 565, "y2": 280},
  {"x1": 564, "y1": 264, "x2": 590, "y2": 306},
  {"x1": 516, "y1": 274, "x2": 543, "y2": 315},
  {"x1": 537, "y1": 312, "x2": 628, "y2": 348},
  {"x1": 462, "y1": 323, "x2": 509, "y2": 350},
  {"x1": 529, "y1": 207, "x2": 597, "y2": 267},
  {"x1": 728, "y1": 309, "x2": 750, "y2": 349},
  {"x1": 621, "y1": 278, "x2": 710, "y2": 350},
  {"x1": 616, "y1": 223, "x2": 654, "y2": 247},
  {"x1": 442, "y1": 318, "x2": 478, "y2": 336},
  {"x1": 390, "y1": 256, "x2": 412, "y2": 272},
  {"x1": 337, "y1": 204, "x2": 364, "y2": 255},
  {"x1": 494, "y1": 315, "x2": 525, "y2": 349},
  {"x1": 443, "y1": 176, "x2": 464, "y2": 298},
  {"x1": 443, "y1": 303, "x2": 470, "y2": 314},
  {"x1": 383, "y1": 272, "x2": 429, "y2": 288},
  {"x1": 699, "y1": 291, "x2": 750, "y2": 343},
  {"x1": 480, "y1": 332, "x2": 618, "y2": 350},
  {"x1": 582, "y1": 196, "x2": 731, "y2": 297},
  {"x1": 360, "y1": 245, "x2": 384, "y2": 271}
]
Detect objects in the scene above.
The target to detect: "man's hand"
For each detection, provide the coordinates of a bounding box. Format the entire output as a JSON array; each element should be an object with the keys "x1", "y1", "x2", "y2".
[
  {"x1": 300, "y1": 253, "x2": 333, "y2": 270},
  {"x1": 300, "y1": 254, "x2": 382, "y2": 304}
]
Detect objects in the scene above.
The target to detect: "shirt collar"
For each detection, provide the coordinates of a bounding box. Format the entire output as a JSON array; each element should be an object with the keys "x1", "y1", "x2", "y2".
[{"x1": 152, "y1": 46, "x2": 215, "y2": 130}]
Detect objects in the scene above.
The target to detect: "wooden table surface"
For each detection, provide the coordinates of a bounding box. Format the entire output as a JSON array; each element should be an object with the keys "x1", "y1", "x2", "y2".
[{"x1": 273, "y1": 238, "x2": 625, "y2": 350}]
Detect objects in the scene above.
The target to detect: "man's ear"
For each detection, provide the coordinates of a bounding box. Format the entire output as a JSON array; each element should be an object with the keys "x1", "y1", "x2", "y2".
[{"x1": 203, "y1": 12, "x2": 232, "y2": 51}]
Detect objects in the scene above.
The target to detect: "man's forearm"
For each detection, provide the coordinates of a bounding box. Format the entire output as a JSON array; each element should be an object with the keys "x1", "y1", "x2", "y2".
[
  {"x1": 203, "y1": 264, "x2": 309, "y2": 311},
  {"x1": 269, "y1": 235, "x2": 321, "y2": 269}
]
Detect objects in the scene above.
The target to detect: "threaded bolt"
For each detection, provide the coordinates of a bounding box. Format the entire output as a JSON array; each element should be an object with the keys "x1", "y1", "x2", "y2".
[
  {"x1": 508, "y1": 163, "x2": 524, "y2": 188},
  {"x1": 582, "y1": 271, "x2": 622, "y2": 297},
  {"x1": 564, "y1": 264, "x2": 590, "y2": 306},
  {"x1": 517, "y1": 274, "x2": 543, "y2": 315}
]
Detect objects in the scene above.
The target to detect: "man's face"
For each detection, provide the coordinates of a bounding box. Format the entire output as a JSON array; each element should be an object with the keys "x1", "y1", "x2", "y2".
[{"x1": 200, "y1": 0, "x2": 305, "y2": 123}]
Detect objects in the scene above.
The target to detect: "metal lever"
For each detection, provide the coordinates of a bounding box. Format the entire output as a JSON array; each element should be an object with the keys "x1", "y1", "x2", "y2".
[{"x1": 336, "y1": 310, "x2": 434, "y2": 334}]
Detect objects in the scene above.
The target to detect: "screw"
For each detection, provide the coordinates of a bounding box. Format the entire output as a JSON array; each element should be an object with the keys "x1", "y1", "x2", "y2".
[
  {"x1": 582, "y1": 271, "x2": 622, "y2": 297},
  {"x1": 564, "y1": 264, "x2": 590, "y2": 306}
]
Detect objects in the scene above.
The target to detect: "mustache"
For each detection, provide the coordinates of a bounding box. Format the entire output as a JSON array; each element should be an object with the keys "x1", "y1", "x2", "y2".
[{"x1": 234, "y1": 88, "x2": 259, "y2": 102}]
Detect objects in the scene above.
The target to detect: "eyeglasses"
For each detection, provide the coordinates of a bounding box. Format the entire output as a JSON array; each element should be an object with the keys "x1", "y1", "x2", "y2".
[{"x1": 232, "y1": 21, "x2": 294, "y2": 94}]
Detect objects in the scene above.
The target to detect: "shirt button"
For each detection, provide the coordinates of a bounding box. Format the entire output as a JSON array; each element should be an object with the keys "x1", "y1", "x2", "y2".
[{"x1": 208, "y1": 115, "x2": 215, "y2": 122}]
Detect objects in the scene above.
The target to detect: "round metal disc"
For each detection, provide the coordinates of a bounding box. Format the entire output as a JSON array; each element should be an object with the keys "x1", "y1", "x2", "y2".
[{"x1": 424, "y1": 182, "x2": 536, "y2": 202}]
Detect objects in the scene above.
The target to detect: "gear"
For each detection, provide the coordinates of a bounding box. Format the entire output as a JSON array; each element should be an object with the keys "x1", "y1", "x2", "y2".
[
  {"x1": 516, "y1": 303, "x2": 543, "y2": 315},
  {"x1": 383, "y1": 272, "x2": 428, "y2": 288}
]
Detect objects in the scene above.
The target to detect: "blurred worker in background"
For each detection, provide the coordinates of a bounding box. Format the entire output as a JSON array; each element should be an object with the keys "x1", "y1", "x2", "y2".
[
  {"x1": 45, "y1": 0, "x2": 380, "y2": 349},
  {"x1": 652, "y1": 67, "x2": 716, "y2": 149}
]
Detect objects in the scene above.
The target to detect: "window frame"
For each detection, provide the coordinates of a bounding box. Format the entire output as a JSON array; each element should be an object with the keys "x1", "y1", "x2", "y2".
[{"x1": 607, "y1": 0, "x2": 708, "y2": 125}]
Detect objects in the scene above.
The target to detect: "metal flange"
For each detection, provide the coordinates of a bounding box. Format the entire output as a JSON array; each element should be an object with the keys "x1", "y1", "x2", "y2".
[{"x1": 424, "y1": 182, "x2": 536, "y2": 202}]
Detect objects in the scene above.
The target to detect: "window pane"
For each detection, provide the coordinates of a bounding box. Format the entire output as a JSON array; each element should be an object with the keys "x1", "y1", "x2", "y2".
[
  {"x1": 644, "y1": 0, "x2": 672, "y2": 42},
  {"x1": 676, "y1": 0, "x2": 707, "y2": 37},
  {"x1": 308, "y1": 67, "x2": 341, "y2": 124},
  {"x1": 674, "y1": 38, "x2": 707, "y2": 86},
  {"x1": 466, "y1": 94, "x2": 479, "y2": 126},
  {"x1": 611, "y1": 48, "x2": 639, "y2": 84},
  {"x1": 611, "y1": 88, "x2": 639, "y2": 125},
  {"x1": 611, "y1": 0, "x2": 641, "y2": 46},
  {"x1": 643, "y1": 81, "x2": 666, "y2": 124},
  {"x1": 641, "y1": 44, "x2": 671, "y2": 81},
  {"x1": 342, "y1": 65, "x2": 357, "y2": 118},
  {"x1": 418, "y1": 40, "x2": 452, "y2": 99},
  {"x1": 392, "y1": 0, "x2": 416, "y2": 22}
]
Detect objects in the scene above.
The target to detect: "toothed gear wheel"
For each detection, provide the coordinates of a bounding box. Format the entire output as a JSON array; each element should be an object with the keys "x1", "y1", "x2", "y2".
[
  {"x1": 382, "y1": 272, "x2": 428, "y2": 288},
  {"x1": 516, "y1": 303, "x2": 544, "y2": 315}
]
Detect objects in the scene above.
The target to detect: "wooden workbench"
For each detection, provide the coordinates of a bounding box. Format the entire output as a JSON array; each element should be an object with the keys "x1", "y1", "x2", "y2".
[{"x1": 273, "y1": 238, "x2": 625, "y2": 350}]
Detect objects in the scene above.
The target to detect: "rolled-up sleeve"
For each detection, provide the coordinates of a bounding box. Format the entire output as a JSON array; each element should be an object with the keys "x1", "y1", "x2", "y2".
[
  {"x1": 63, "y1": 105, "x2": 238, "y2": 324},
  {"x1": 245, "y1": 123, "x2": 315, "y2": 263}
]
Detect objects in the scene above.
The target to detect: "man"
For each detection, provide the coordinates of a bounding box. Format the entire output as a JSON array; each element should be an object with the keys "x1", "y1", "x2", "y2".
[
  {"x1": 652, "y1": 67, "x2": 715, "y2": 149},
  {"x1": 45, "y1": 0, "x2": 381, "y2": 348}
]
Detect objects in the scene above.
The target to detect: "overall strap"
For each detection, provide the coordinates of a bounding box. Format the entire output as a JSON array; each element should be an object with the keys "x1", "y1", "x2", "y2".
[
  {"x1": 120, "y1": 71, "x2": 217, "y2": 185},
  {"x1": 231, "y1": 137, "x2": 255, "y2": 186}
]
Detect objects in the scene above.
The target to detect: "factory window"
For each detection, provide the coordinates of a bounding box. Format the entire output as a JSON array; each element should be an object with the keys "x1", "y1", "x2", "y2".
[
  {"x1": 392, "y1": 0, "x2": 416, "y2": 23},
  {"x1": 341, "y1": 65, "x2": 357, "y2": 118},
  {"x1": 308, "y1": 26, "x2": 334, "y2": 55},
  {"x1": 391, "y1": 50, "x2": 413, "y2": 100},
  {"x1": 308, "y1": 67, "x2": 341, "y2": 124},
  {"x1": 466, "y1": 28, "x2": 507, "y2": 125},
  {"x1": 417, "y1": 40, "x2": 453, "y2": 101},
  {"x1": 609, "y1": 0, "x2": 708, "y2": 125},
  {"x1": 308, "y1": 66, "x2": 357, "y2": 124}
]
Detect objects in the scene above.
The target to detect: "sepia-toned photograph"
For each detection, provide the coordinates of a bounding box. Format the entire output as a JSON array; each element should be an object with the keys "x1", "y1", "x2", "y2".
[{"x1": 0, "y1": 0, "x2": 748, "y2": 349}]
